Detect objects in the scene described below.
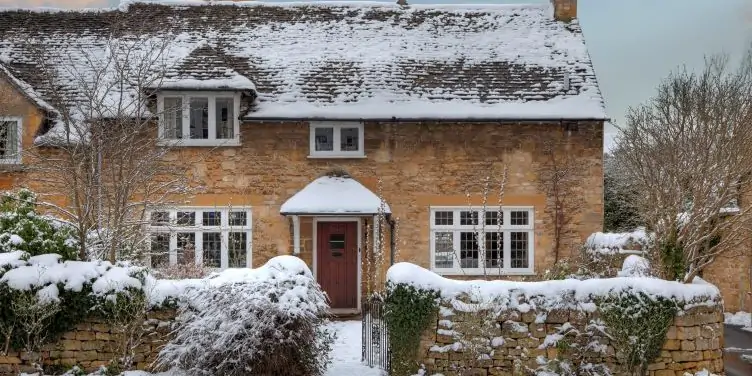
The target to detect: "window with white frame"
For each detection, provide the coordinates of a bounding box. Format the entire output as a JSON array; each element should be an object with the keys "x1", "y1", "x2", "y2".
[
  {"x1": 146, "y1": 207, "x2": 252, "y2": 269},
  {"x1": 309, "y1": 121, "x2": 364, "y2": 158},
  {"x1": 158, "y1": 92, "x2": 240, "y2": 146},
  {"x1": 0, "y1": 117, "x2": 21, "y2": 164},
  {"x1": 430, "y1": 207, "x2": 534, "y2": 275}
]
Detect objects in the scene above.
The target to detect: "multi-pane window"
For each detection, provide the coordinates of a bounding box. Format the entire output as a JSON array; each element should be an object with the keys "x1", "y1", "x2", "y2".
[
  {"x1": 146, "y1": 207, "x2": 252, "y2": 269},
  {"x1": 0, "y1": 117, "x2": 21, "y2": 164},
  {"x1": 158, "y1": 93, "x2": 240, "y2": 146},
  {"x1": 309, "y1": 121, "x2": 364, "y2": 157},
  {"x1": 430, "y1": 207, "x2": 534, "y2": 275}
]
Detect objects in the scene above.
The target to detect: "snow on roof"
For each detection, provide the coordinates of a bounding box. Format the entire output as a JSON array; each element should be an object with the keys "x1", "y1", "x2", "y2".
[
  {"x1": 386, "y1": 262, "x2": 721, "y2": 310},
  {"x1": 155, "y1": 44, "x2": 257, "y2": 91},
  {"x1": 280, "y1": 176, "x2": 391, "y2": 215},
  {"x1": 0, "y1": 1, "x2": 606, "y2": 139}
]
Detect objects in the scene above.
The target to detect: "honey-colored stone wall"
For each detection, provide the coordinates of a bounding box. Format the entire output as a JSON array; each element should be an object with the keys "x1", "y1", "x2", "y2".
[
  {"x1": 161, "y1": 120, "x2": 604, "y2": 278},
  {"x1": 418, "y1": 300, "x2": 724, "y2": 376},
  {"x1": 0, "y1": 310, "x2": 175, "y2": 375}
]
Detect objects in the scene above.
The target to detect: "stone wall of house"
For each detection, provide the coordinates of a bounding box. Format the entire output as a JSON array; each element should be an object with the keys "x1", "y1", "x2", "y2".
[
  {"x1": 417, "y1": 302, "x2": 724, "y2": 376},
  {"x1": 0, "y1": 310, "x2": 175, "y2": 375}
]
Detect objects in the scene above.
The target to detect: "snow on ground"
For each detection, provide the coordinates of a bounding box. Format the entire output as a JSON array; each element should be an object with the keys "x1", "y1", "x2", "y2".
[
  {"x1": 725, "y1": 311, "x2": 752, "y2": 328},
  {"x1": 325, "y1": 321, "x2": 384, "y2": 376}
]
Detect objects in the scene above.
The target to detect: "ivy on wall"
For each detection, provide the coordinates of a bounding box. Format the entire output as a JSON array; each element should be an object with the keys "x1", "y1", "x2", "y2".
[{"x1": 383, "y1": 283, "x2": 438, "y2": 376}]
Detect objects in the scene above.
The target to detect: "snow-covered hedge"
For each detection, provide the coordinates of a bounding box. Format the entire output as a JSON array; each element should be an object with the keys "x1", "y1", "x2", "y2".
[
  {"x1": 0, "y1": 250, "x2": 149, "y2": 353},
  {"x1": 386, "y1": 262, "x2": 720, "y2": 311},
  {"x1": 584, "y1": 228, "x2": 648, "y2": 255},
  {"x1": 155, "y1": 256, "x2": 334, "y2": 376}
]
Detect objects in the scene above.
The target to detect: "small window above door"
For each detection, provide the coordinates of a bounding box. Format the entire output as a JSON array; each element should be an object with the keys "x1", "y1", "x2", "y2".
[{"x1": 308, "y1": 121, "x2": 365, "y2": 158}]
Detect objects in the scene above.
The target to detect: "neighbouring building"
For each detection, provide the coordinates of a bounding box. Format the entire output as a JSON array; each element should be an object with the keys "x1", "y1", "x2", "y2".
[{"x1": 0, "y1": 0, "x2": 607, "y2": 313}]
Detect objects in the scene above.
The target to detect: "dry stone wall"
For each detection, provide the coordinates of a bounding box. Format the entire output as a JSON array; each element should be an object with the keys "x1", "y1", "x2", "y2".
[
  {"x1": 417, "y1": 300, "x2": 723, "y2": 376},
  {"x1": 0, "y1": 310, "x2": 176, "y2": 375}
]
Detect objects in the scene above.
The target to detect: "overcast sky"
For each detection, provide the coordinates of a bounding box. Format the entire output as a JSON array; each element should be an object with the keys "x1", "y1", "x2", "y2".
[{"x1": 0, "y1": 0, "x2": 750, "y2": 147}]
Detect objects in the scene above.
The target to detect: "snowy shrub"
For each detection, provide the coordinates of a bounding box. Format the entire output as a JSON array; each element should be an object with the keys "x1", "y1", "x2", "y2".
[
  {"x1": 0, "y1": 189, "x2": 79, "y2": 261},
  {"x1": 156, "y1": 256, "x2": 334, "y2": 376},
  {"x1": 0, "y1": 251, "x2": 148, "y2": 364}
]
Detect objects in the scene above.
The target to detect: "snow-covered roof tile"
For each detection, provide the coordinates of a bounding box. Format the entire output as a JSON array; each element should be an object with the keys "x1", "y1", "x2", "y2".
[
  {"x1": 156, "y1": 44, "x2": 257, "y2": 91},
  {"x1": 280, "y1": 176, "x2": 391, "y2": 215},
  {"x1": 0, "y1": 1, "x2": 607, "y2": 131}
]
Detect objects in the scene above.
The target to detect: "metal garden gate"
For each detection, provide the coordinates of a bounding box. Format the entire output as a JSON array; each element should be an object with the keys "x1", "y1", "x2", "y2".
[{"x1": 362, "y1": 296, "x2": 391, "y2": 371}]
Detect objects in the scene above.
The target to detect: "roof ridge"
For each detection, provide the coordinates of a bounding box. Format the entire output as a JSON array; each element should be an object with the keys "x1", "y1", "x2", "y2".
[{"x1": 119, "y1": 0, "x2": 549, "y2": 12}]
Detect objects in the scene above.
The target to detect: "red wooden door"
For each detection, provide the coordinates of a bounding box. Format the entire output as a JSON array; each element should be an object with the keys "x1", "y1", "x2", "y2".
[{"x1": 317, "y1": 222, "x2": 358, "y2": 309}]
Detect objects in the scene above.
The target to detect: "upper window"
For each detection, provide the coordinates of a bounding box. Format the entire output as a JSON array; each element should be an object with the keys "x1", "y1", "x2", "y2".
[
  {"x1": 309, "y1": 121, "x2": 364, "y2": 158},
  {"x1": 158, "y1": 92, "x2": 240, "y2": 147},
  {"x1": 146, "y1": 207, "x2": 252, "y2": 269},
  {"x1": 0, "y1": 117, "x2": 21, "y2": 164},
  {"x1": 430, "y1": 207, "x2": 534, "y2": 275}
]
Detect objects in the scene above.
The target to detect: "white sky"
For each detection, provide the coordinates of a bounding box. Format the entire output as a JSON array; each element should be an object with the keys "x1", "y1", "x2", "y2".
[{"x1": 1, "y1": 0, "x2": 750, "y2": 148}]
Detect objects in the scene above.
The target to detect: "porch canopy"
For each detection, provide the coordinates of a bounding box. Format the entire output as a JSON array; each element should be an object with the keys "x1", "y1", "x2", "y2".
[
  {"x1": 281, "y1": 175, "x2": 391, "y2": 257},
  {"x1": 280, "y1": 176, "x2": 391, "y2": 216}
]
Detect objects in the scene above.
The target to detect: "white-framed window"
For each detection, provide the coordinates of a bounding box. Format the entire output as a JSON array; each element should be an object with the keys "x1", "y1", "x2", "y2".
[
  {"x1": 429, "y1": 207, "x2": 534, "y2": 275},
  {"x1": 0, "y1": 117, "x2": 22, "y2": 164},
  {"x1": 145, "y1": 207, "x2": 252, "y2": 269},
  {"x1": 157, "y1": 92, "x2": 241, "y2": 147},
  {"x1": 309, "y1": 121, "x2": 365, "y2": 158}
]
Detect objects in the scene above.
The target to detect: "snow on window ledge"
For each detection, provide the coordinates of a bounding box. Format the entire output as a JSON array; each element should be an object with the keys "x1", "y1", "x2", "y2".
[
  {"x1": 434, "y1": 269, "x2": 536, "y2": 277},
  {"x1": 157, "y1": 138, "x2": 241, "y2": 147},
  {"x1": 306, "y1": 153, "x2": 367, "y2": 159}
]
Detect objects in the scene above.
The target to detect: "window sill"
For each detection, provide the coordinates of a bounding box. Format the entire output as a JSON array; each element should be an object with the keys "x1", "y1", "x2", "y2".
[
  {"x1": 307, "y1": 154, "x2": 367, "y2": 159},
  {"x1": 433, "y1": 270, "x2": 536, "y2": 277},
  {"x1": 157, "y1": 139, "x2": 241, "y2": 147}
]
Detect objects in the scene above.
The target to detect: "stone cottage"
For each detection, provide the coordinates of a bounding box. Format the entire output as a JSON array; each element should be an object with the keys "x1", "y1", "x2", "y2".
[{"x1": 0, "y1": 0, "x2": 606, "y2": 314}]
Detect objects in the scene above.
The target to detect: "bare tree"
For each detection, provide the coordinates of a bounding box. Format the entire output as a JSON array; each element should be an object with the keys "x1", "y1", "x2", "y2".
[
  {"x1": 613, "y1": 47, "x2": 752, "y2": 282},
  {"x1": 20, "y1": 20, "x2": 195, "y2": 262}
]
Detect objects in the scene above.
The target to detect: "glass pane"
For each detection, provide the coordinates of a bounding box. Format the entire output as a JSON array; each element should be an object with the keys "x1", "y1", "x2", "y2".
[
  {"x1": 215, "y1": 97, "x2": 234, "y2": 139},
  {"x1": 314, "y1": 127, "x2": 334, "y2": 151},
  {"x1": 340, "y1": 127, "x2": 359, "y2": 151},
  {"x1": 511, "y1": 211, "x2": 529, "y2": 226},
  {"x1": 163, "y1": 97, "x2": 183, "y2": 139},
  {"x1": 150, "y1": 211, "x2": 169, "y2": 226},
  {"x1": 485, "y1": 232, "x2": 503, "y2": 268},
  {"x1": 434, "y1": 211, "x2": 453, "y2": 226},
  {"x1": 511, "y1": 232, "x2": 529, "y2": 269},
  {"x1": 459, "y1": 232, "x2": 479, "y2": 268},
  {"x1": 202, "y1": 211, "x2": 221, "y2": 226},
  {"x1": 485, "y1": 211, "x2": 501, "y2": 226},
  {"x1": 434, "y1": 232, "x2": 453, "y2": 269},
  {"x1": 176, "y1": 232, "x2": 196, "y2": 265},
  {"x1": 0, "y1": 121, "x2": 17, "y2": 159},
  {"x1": 150, "y1": 233, "x2": 170, "y2": 268},
  {"x1": 228, "y1": 232, "x2": 247, "y2": 268},
  {"x1": 176, "y1": 212, "x2": 195, "y2": 226},
  {"x1": 203, "y1": 232, "x2": 222, "y2": 268},
  {"x1": 329, "y1": 234, "x2": 345, "y2": 254},
  {"x1": 189, "y1": 97, "x2": 209, "y2": 139},
  {"x1": 229, "y1": 211, "x2": 247, "y2": 226},
  {"x1": 460, "y1": 211, "x2": 479, "y2": 226}
]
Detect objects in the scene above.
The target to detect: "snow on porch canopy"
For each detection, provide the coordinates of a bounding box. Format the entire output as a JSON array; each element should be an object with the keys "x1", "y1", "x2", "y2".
[{"x1": 280, "y1": 176, "x2": 391, "y2": 216}]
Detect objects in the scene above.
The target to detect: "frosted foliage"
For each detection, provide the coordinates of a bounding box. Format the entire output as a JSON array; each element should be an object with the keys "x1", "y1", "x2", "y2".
[{"x1": 156, "y1": 267, "x2": 334, "y2": 376}]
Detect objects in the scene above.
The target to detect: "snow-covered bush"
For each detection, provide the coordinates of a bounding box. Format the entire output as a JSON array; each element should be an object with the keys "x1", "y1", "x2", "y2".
[
  {"x1": 156, "y1": 256, "x2": 334, "y2": 376},
  {"x1": 0, "y1": 251, "x2": 147, "y2": 366},
  {"x1": 0, "y1": 189, "x2": 79, "y2": 261}
]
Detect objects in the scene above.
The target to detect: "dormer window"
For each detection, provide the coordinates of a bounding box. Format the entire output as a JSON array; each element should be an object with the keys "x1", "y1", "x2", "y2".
[
  {"x1": 157, "y1": 92, "x2": 240, "y2": 146},
  {"x1": 309, "y1": 121, "x2": 365, "y2": 158}
]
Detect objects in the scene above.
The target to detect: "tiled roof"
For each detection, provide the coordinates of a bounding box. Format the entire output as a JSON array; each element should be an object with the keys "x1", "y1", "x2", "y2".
[{"x1": 0, "y1": 1, "x2": 607, "y2": 129}]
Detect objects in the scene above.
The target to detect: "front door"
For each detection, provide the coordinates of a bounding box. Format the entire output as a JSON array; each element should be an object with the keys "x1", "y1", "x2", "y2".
[{"x1": 317, "y1": 222, "x2": 358, "y2": 310}]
